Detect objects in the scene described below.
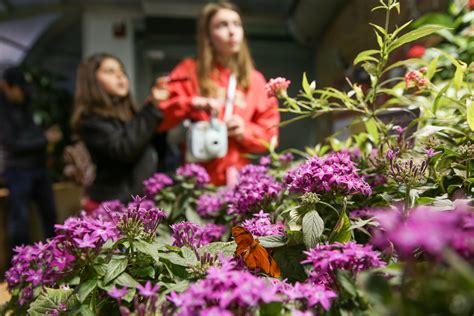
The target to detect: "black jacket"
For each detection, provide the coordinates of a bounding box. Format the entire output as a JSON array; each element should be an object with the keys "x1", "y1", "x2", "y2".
[
  {"x1": 0, "y1": 93, "x2": 47, "y2": 169},
  {"x1": 79, "y1": 104, "x2": 163, "y2": 203}
]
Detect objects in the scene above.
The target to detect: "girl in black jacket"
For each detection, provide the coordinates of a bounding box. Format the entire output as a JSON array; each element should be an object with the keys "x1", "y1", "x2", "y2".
[{"x1": 71, "y1": 53, "x2": 163, "y2": 209}]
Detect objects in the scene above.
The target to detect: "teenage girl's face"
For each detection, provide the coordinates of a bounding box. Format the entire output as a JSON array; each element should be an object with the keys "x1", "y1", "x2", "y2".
[
  {"x1": 208, "y1": 8, "x2": 244, "y2": 58},
  {"x1": 96, "y1": 58, "x2": 129, "y2": 97}
]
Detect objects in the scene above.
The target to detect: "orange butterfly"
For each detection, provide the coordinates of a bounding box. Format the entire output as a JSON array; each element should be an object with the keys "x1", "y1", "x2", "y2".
[{"x1": 231, "y1": 226, "x2": 281, "y2": 278}]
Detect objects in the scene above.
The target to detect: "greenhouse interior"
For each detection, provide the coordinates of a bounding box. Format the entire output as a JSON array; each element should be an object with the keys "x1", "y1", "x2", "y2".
[{"x1": 0, "y1": 0, "x2": 473, "y2": 315}]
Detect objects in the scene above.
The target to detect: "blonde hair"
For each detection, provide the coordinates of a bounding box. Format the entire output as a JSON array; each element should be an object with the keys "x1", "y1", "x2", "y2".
[{"x1": 196, "y1": 1, "x2": 254, "y2": 97}]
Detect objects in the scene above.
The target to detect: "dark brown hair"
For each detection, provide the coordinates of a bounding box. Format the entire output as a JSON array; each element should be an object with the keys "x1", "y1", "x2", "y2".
[
  {"x1": 197, "y1": 1, "x2": 254, "y2": 97},
  {"x1": 71, "y1": 53, "x2": 138, "y2": 131}
]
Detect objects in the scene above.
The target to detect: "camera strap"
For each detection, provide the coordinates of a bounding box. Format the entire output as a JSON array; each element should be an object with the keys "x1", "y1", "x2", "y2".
[{"x1": 223, "y1": 73, "x2": 237, "y2": 121}]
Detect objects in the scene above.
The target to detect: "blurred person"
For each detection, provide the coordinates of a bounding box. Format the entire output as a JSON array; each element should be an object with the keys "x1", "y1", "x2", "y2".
[
  {"x1": 71, "y1": 53, "x2": 163, "y2": 211},
  {"x1": 149, "y1": 75, "x2": 181, "y2": 173},
  {"x1": 155, "y1": 1, "x2": 280, "y2": 186},
  {"x1": 0, "y1": 66, "x2": 59, "y2": 252}
]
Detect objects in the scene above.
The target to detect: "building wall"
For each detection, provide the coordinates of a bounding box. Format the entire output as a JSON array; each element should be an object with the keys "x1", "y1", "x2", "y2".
[{"x1": 82, "y1": 7, "x2": 141, "y2": 93}]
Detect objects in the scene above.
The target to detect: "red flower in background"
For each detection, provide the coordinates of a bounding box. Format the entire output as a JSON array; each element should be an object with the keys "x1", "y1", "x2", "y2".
[
  {"x1": 407, "y1": 44, "x2": 426, "y2": 58},
  {"x1": 469, "y1": 0, "x2": 474, "y2": 9}
]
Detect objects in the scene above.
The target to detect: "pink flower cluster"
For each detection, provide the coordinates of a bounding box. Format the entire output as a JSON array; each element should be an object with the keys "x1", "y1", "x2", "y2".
[
  {"x1": 302, "y1": 242, "x2": 385, "y2": 287},
  {"x1": 265, "y1": 77, "x2": 291, "y2": 98},
  {"x1": 228, "y1": 164, "x2": 283, "y2": 218},
  {"x1": 285, "y1": 152, "x2": 372, "y2": 196},
  {"x1": 271, "y1": 279, "x2": 337, "y2": 312},
  {"x1": 170, "y1": 221, "x2": 226, "y2": 248},
  {"x1": 176, "y1": 163, "x2": 210, "y2": 187},
  {"x1": 5, "y1": 239, "x2": 75, "y2": 305},
  {"x1": 371, "y1": 206, "x2": 474, "y2": 259},
  {"x1": 404, "y1": 67, "x2": 428, "y2": 90},
  {"x1": 119, "y1": 196, "x2": 167, "y2": 241},
  {"x1": 167, "y1": 258, "x2": 281, "y2": 315},
  {"x1": 242, "y1": 210, "x2": 285, "y2": 237},
  {"x1": 143, "y1": 172, "x2": 173, "y2": 197},
  {"x1": 196, "y1": 187, "x2": 233, "y2": 218}
]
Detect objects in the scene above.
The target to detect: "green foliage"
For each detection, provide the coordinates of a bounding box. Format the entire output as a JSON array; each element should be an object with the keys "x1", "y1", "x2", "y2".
[
  {"x1": 28, "y1": 288, "x2": 77, "y2": 316},
  {"x1": 302, "y1": 210, "x2": 325, "y2": 249}
]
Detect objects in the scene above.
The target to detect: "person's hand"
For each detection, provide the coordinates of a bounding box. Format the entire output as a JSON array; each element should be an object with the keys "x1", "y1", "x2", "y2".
[
  {"x1": 191, "y1": 96, "x2": 221, "y2": 114},
  {"x1": 226, "y1": 115, "x2": 245, "y2": 141},
  {"x1": 151, "y1": 76, "x2": 170, "y2": 104},
  {"x1": 45, "y1": 125, "x2": 63, "y2": 144}
]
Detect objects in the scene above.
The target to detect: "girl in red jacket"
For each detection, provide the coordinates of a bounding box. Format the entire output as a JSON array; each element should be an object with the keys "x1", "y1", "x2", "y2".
[{"x1": 157, "y1": 1, "x2": 280, "y2": 186}]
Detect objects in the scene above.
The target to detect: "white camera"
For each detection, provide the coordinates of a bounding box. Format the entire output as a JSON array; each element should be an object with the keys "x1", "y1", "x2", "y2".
[{"x1": 185, "y1": 118, "x2": 228, "y2": 162}]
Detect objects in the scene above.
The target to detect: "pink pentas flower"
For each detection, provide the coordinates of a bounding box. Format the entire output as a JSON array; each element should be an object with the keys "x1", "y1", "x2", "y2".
[
  {"x1": 170, "y1": 221, "x2": 226, "y2": 248},
  {"x1": 137, "y1": 281, "x2": 160, "y2": 297},
  {"x1": 143, "y1": 172, "x2": 173, "y2": 197},
  {"x1": 166, "y1": 260, "x2": 281, "y2": 315},
  {"x1": 285, "y1": 152, "x2": 372, "y2": 196},
  {"x1": 302, "y1": 242, "x2": 385, "y2": 287},
  {"x1": 242, "y1": 210, "x2": 285, "y2": 237},
  {"x1": 108, "y1": 286, "x2": 128, "y2": 300},
  {"x1": 371, "y1": 206, "x2": 474, "y2": 259},
  {"x1": 176, "y1": 163, "x2": 210, "y2": 187},
  {"x1": 265, "y1": 77, "x2": 291, "y2": 98},
  {"x1": 405, "y1": 68, "x2": 429, "y2": 90},
  {"x1": 228, "y1": 164, "x2": 282, "y2": 218}
]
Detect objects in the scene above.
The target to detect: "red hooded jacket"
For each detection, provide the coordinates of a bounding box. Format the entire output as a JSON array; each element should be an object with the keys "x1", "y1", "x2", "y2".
[{"x1": 158, "y1": 58, "x2": 280, "y2": 185}]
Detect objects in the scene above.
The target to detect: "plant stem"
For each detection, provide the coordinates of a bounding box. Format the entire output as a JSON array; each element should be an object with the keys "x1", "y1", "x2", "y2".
[
  {"x1": 404, "y1": 185, "x2": 411, "y2": 216},
  {"x1": 316, "y1": 201, "x2": 340, "y2": 216}
]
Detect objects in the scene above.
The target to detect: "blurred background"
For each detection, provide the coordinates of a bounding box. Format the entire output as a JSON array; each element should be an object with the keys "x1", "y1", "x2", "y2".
[{"x1": 0, "y1": 0, "x2": 455, "y2": 274}]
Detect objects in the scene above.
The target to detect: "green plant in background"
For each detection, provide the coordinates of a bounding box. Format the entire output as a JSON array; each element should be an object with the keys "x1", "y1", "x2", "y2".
[{"x1": 23, "y1": 65, "x2": 73, "y2": 181}]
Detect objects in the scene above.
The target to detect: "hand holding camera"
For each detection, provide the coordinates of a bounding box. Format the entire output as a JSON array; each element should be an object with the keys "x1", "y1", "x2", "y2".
[
  {"x1": 191, "y1": 96, "x2": 221, "y2": 114},
  {"x1": 226, "y1": 115, "x2": 245, "y2": 141}
]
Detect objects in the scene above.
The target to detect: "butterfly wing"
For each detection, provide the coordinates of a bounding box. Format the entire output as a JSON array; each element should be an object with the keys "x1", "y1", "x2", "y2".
[
  {"x1": 232, "y1": 226, "x2": 254, "y2": 256},
  {"x1": 232, "y1": 226, "x2": 281, "y2": 278},
  {"x1": 245, "y1": 243, "x2": 281, "y2": 278},
  {"x1": 268, "y1": 253, "x2": 281, "y2": 278}
]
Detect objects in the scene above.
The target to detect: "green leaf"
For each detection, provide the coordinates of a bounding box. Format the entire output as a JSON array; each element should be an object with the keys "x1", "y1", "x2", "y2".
[
  {"x1": 432, "y1": 83, "x2": 451, "y2": 114},
  {"x1": 302, "y1": 210, "x2": 324, "y2": 249},
  {"x1": 134, "y1": 240, "x2": 163, "y2": 264},
  {"x1": 426, "y1": 56, "x2": 439, "y2": 80},
  {"x1": 77, "y1": 279, "x2": 97, "y2": 303},
  {"x1": 336, "y1": 270, "x2": 358, "y2": 298},
  {"x1": 181, "y1": 246, "x2": 199, "y2": 266},
  {"x1": 413, "y1": 125, "x2": 464, "y2": 138},
  {"x1": 383, "y1": 58, "x2": 427, "y2": 74},
  {"x1": 73, "y1": 305, "x2": 95, "y2": 316},
  {"x1": 389, "y1": 25, "x2": 445, "y2": 52},
  {"x1": 358, "y1": 270, "x2": 394, "y2": 306},
  {"x1": 364, "y1": 118, "x2": 380, "y2": 144},
  {"x1": 93, "y1": 263, "x2": 107, "y2": 277},
  {"x1": 329, "y1": 211, "x2": 352, "y2": 243},
  {"x1": 415, "y1": 196, "x2": 436, "y2": 205},
  {"x1": 123, "y1": 288, "x2": 137, "y2": 303},
  {"x1": 28, "y1": 288, "x2": 77, "y2": 316},
  {"x1": 258, "y1": 235, "x2": 287, "y2": 248},
  {"x1": 198, "y1": 241, "x2": 236, "y2": 257},
  {"x1": 185, "y1": 206, "x2": 207, "y2": 225},
  {"x1": 260, "y1": 301, "x2": 283, "y2": 316},
  {"x1": 374, "y1": 29, "x2": 384, "y2": 49},
  {"x1": 412, "y1": 12, "x2": 454, "y2": 28},
  {"x1": 104, "y1": 257, "x2": 128, "y2": 285},
  {"x1": 302, "y1": 72, "x2": 312, "y2": 96},
  {"x1": 354, "y1": 49, "x2": 379, "y2": 65},
  {"x1": 467, "y1": 99, "x2": 474, "y2": 132},
  {"x1": 115, "y1": 272, "x2": 140, "y2": 288},
  {"x1": 453, "y1": 65, "x2": 464, "y2": 91},
  {"x1": 134, "y1": 266, "x2": 156, "y2": 279},
  {"x1": 273, "y1": 244, "x2": 307, "y2": 283}
]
